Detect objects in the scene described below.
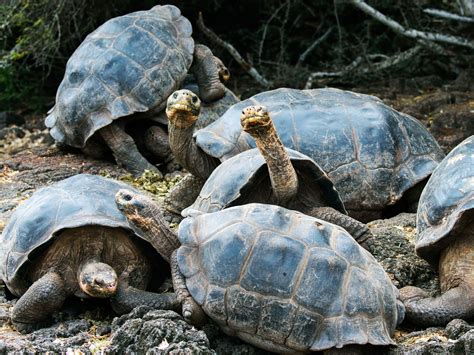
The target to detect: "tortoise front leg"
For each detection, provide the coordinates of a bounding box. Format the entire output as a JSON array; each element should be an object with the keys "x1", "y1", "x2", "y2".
[
  {"x1": 171, "y1": 250, "x2": 207, "y2": 326},
  {"x1": 400, "y1": 285, "x2": 474, "y2": 327},
  {"x1": 11, "y1": 272, "x2": 68, "y2": 333},
  {"x1": 110, "y1": 281, "x2": 179, "y2": 314},
  {"x1": 144, "y1": 125, "x2": 172, "y2": 163},
  {"x1": 306, "y1": 207, "x2": 374, "y2": 252},
  {"x1": 100, "y1": 123, "x2": 161, "y2": 177},
  {"x1": 163, "y1": 174, "x2": 205, "y2": 219}
]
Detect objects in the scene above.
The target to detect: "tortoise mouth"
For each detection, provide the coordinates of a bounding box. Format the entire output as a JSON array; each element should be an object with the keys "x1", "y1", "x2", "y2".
[
  {"x1": 241, "y1": 114, "x2": 272, "y2": 131},
  {"x1": 167, "y1": 101, "x2": 200, "y2": 117}
]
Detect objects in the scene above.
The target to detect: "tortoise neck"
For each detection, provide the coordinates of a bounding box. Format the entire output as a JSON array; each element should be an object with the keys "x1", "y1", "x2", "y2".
[
  {"x1": 168, "y1": 120, "x2": 220, "y2": 180},
  {"x1": 249, "y1": 125, "x2": 298, "y2": 204},
  {"x1": 439, "y1": 228, "x2": 474, "y2": 291}
]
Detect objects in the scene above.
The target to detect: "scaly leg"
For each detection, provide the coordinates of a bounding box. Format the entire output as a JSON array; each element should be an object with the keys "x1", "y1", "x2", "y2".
[
  {"x1": 171, "y1": 250, "x2": 207, "y2": 326},
  {"x1": 306, "y1": 207, "x2": 374, "y2": 252},
  {"x1": 100, "y1": 123, "x2": 161, "y2": 177},
  {"x1": 11, "y1": 272, "x2": 68, "y2": 333},
  {"x1": 400, "y1": 285, "x2": 474, "y2": 327},
  {"x1": 110, "y1": 280, "x2": 179, "y2": 314}
]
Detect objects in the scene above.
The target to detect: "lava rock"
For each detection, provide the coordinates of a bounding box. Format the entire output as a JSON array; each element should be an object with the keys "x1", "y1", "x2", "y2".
[
  {"x1": 445, "y1": 319, "x2": 474, "y2": 340},
  {"x1": 108, "y1": 306, "x2": 214, "y2": 354},
  {"x1": 368, "y1": 213, "x2": 439, "y2": 293}
]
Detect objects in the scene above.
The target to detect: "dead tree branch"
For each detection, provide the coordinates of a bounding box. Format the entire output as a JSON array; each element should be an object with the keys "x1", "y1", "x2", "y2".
[
  {"x1": 423, "y1": 8, "x2": 474, "y2": 23},
  {"x1": 349, "y1": 0, "x2": 474, "y2": 49},
  {"x1": 305, "y1": 46, "x2": 422, "y2": 89},
  {"x1": 458, "y1": 0, "x2": 474, "y2": 16},
  {"x1": 197, "y1": 12, "x2": 272, "y2": 88},
  {"x1": 297, "y1": 27, "x2": 333, "y2": 65}
]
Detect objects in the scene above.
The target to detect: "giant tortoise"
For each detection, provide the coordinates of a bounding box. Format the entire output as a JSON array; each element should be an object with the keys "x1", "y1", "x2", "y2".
[
  {"x1": 400, "y1": 135, "x2": 474, "y2": 326},
  {"x1": 183, "y1": 105, "x2": 373, "y2": 249},
  {"x1": 115, "y1": 193, "x2": 405, "y2": 353},
  {"x1": 0, "y1": 174, "x2": 178, "y2": 333},
  {"x1": 165, "y1": 88, "x2": 444, "y2": 222},
  {"x1": 45, "y1": 5, "x2": 227, "y2": 177}
]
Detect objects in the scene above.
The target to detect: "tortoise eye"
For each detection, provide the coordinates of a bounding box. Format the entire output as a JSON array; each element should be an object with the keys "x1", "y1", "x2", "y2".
[
  {"x1": 192, "y1": 96, "x2": 198, "y2": 103},
  {"x1": 173, "y1": 93, "x2": 178, "y2": 99}
]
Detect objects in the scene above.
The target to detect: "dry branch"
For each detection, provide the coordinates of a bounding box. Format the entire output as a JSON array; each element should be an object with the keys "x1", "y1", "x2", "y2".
[
  {"x1": 297, "y1": 27, "x2": 333, "y2": 65},
  {"x1": 196, "y1": 12, "x2": 271, "y2": 87},
  {"x1": 305, "y1": 46, "x2": 422, "y2": 89},
  {"x1": 423, "y1": 8, "x2": 474, "y2": 23},
  {"x1": 349, "y1": 0, "x2": 474, "y2": 49}
]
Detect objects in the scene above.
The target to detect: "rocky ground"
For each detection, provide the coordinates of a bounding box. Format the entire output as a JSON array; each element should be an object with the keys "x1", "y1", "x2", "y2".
[{"x1": 0, "y1": 82, "x2": 473, "y2": 353}]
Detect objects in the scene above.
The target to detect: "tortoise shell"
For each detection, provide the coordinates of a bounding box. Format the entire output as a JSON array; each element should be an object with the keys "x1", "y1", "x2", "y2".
[
  {"x1": 0, "y1": 174, "x2": 147, "y2": 295},
  {"x1": 45, "y1": 5, "x2": 193, "y2": 148},
  {"x1": 177, "y1": 203, "x2": 403, "y2": 352},
  {"x1": 182, "y1": 147, "x2": 346, "y2": 217},
  {"x1": 415, "y1": 135, "x2": 474, "y2": 265},
  {"x1": 193, "y1": 88, "x2": 445, "y2": 214}
]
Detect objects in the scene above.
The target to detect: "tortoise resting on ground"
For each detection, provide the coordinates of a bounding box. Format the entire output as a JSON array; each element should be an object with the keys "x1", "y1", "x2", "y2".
[
  {"x1": 115, "y1": 193, "x2": 405, "y2": 353},
  {"x1": 165, "y1": 88, "x2": 444, "y2": 222},
  {"x1": 45, "y1": 4, "x2": 228, "y2": 177},
  {"x1": 0, "y1": 174, "x2": 178, "y2": 333},
  {"x1": 183, "y1": 105, "x2": 374, "y2": 250},
  {"x1": 400, "y1": 135, "x2": 474, "y2": 327}
]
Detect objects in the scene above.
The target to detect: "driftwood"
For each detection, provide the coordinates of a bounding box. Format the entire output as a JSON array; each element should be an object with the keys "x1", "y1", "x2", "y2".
[
  {"x1": 196, "y1": 12, "x2": 272, "y2": 88},
  {"x1": 349, "y1": 0, "x2": 474, "y2": 49}
]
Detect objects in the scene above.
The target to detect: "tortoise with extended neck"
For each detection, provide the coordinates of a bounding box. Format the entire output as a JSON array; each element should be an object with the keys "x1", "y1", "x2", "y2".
[
  {"x1": 183, "y1": 105, "x2": 373, "y2": 249},
  {"x1": 115, "y1": 195, "x2": 405, "y2": 353},
  {"x1": 166, "y1": 88, "x2": 444, "y2": 222},
  {"x1": 0, "y1": 174, "x2": 178, "y2": 333},
  {"x1": 400, "y1": 135, "x2": 474, "y2": 326},
  {"x1": 45, "y1": 5, "x2": 228, "y2": 177}
]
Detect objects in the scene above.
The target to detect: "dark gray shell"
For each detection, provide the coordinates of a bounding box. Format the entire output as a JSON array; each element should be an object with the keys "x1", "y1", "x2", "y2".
[
  {"x1": 177, "y1": 203, "x2": 403, "y2": 352},
  {"x1": 415, "y1": 135, "x2": 474, "y2": 265},
  {"x1": 0, "y1": 174, "x2": 145, "y2": 295},
  {"x1": 182, "y1": 147, "x2": 345, "y2": 217},
  {"x1": 45, "y1": 5, "x2": 194, "y2": 148},
  {"x1": 194, "y1": 88, "x2": 445, "y2": 213}
]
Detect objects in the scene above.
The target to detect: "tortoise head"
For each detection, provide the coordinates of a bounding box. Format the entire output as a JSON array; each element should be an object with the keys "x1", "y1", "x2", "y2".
[
  {"x1": 166, "y1": 89, "x2": 201, "y2": 128},
  {"x1": 78, "y1": 262, "x2": 117, "y2": 298},
  {"x1": 215, "y1": 56, "x2": 230, "y2": 82},
  {"x1": 240, "y1": 105, "x2": 272, "y2": 135},
  {"x1": 115, "y1": 189, "x2": 156, "y2": 233}
]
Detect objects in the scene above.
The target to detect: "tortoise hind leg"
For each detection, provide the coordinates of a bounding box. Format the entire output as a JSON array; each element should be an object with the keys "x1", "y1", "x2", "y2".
[
  {"x1": 400, "y1": 285, "x2": 474, "y2": 326},
  {"x1": 306, "y1": 207, "x2": 375, "y2": 252},
  {"x1": 11, "y1": 272, "x2": 68, "y2": 333},
  {"x1": 100, "y1": 123, "x2": 162, "y2": 177}
]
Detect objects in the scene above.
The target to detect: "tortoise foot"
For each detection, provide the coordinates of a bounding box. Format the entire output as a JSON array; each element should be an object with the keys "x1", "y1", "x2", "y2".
[{"x1": 399, "y1": 286, "x2": 429, "y2": 303}]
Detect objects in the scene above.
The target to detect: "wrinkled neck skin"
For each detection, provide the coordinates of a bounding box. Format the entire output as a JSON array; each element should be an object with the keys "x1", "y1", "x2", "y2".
[
  {"x1": 439, "y1": 227, "x2": 474, "y2": 292},
  {"x1": 250, "y1": 125, "x2": 299, "y2": 204},
  {"x1": 168, "y1": 113, "x2": 220, "y2": 180},
  {"x1": 125, "y1": 202, "x2": 180, "y2": 263}
]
